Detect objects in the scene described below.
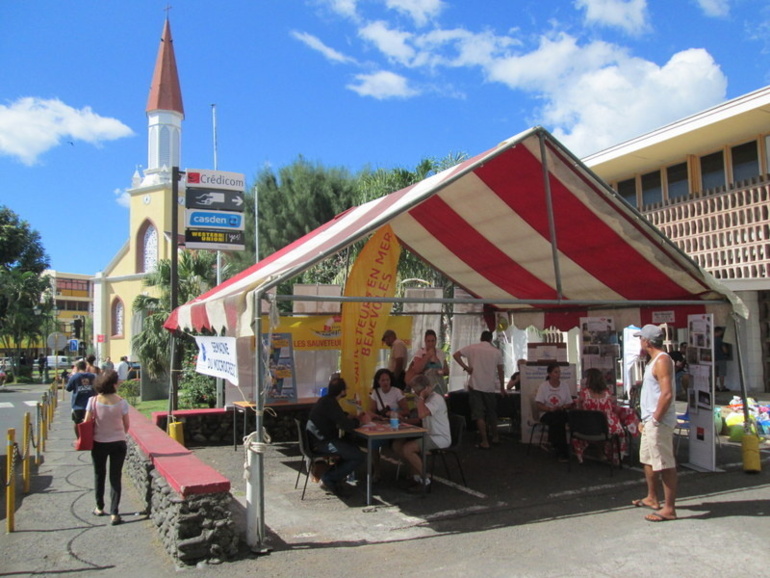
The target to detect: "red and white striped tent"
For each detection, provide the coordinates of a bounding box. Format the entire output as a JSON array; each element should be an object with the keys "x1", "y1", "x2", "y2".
[{"x1": 165, "y1": 127, "x2": 745, "y2": 335}]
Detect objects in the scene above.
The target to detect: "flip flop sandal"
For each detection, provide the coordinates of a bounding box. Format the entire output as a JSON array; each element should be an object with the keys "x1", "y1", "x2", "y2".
[{"x1": 632, "y1": 499, "x2": 661, "y2": 510}]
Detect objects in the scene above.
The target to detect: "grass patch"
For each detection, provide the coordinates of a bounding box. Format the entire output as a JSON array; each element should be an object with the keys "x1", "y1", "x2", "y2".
[
  {"x1": 131, "y1": 398, "x2": 214, "y2": 420},
  {"x1": 133, "y1": 399, "x2": 168, "y2": 420}
]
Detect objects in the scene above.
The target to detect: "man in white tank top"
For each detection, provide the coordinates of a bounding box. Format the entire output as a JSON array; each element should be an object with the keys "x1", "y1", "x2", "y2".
[{"x1": 634, "y1": 324, "x2": 677, "y2": 522}]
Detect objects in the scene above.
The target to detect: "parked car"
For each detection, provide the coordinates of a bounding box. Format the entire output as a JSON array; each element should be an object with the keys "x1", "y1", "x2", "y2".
[{"x1": 33, "y1": 355, "x2": 70, "y2": 371}]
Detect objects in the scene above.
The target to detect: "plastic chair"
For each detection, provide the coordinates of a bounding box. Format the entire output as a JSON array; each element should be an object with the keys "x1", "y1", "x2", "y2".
[
  {"x1": 527, "y1": 398, "x2": 548, "y2": 454},
  {"x1": 294, "y1": 418, "x2": 337, "y2": 500},
  {"x1": 426, "y1": 413, "x2": 467, "y2": 490},
  {"x1": 674, "y1": 407, "x2": 690, "y2": 457},
  {"x1": 567, "y1": 410, "x2": 622, "y2": 475}
]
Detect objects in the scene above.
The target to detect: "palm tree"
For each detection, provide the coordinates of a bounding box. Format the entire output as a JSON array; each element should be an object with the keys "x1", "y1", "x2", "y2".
[{"x1": 132, "y1": 250, "x2": 220, "y2": 379}]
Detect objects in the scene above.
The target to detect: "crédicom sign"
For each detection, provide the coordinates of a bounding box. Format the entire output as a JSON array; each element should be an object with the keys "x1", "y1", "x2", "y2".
[{"x1": 194, "y1": 336, "x2": 239, "y2": 386}]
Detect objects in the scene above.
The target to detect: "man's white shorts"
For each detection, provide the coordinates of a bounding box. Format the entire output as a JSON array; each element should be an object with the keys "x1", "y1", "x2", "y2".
[{"x1": 639, "y1": 421, "x2": 676, "y2": 471}]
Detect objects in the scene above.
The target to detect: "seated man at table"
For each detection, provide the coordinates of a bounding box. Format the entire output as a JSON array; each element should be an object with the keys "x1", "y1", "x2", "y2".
[
  {"x1": 307, "y1": 376, "x2": 371, "y2": 496},
  {"x1": 392, "y1": 374, "x2": 451, "y2": 493}
]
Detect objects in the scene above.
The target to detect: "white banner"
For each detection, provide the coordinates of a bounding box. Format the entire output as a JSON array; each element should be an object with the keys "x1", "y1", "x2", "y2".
[{"x1": 194, "y1": 336, "x2": 239, "y2": 386}]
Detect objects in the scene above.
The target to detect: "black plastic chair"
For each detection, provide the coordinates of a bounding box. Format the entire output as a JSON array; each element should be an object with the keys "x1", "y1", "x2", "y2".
[
  {"x1": 294, "y1": 418, "x2": 337, "y2": 500},
  {"x1": 526, "y1": 398, "x2": 549, "y2": 454},
  {"x1": 567, "y1": 410, "x2": 622, "y2": 476},
  {"x1": 427, "y1": 412, "x2": 467, "y2": 489}
]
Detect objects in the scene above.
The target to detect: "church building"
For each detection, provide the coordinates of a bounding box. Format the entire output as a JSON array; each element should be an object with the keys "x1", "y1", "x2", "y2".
[{"x1": 92, "y1": 18, "x2": 185, "y2": 364}]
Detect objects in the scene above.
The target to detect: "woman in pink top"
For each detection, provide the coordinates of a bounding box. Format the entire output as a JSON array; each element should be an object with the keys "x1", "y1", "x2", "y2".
[{"x1": 84, "y1": 369, "x2": 130, "y2": 525}]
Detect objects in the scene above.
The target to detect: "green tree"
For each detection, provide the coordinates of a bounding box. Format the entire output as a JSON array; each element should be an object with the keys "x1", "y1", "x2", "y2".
[
  {"x1": 0, "y1": 270, "x2": 51, "y2": 373},
  {"x1": 0, "y1": 206, "x2": 49, "y2": 273},
  {"x1": 255, "y1": 156, "x2": 357, "y2": 261},
  {"x1": 0, "y1": 206, "x2": 51, "y2": 371},
  {"x1": 132, "y1": 250, "x2": 219, "y2": 379}
]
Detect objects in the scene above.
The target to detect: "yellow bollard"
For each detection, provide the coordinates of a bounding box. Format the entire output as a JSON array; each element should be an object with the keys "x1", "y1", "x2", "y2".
[
  {"x1": 22, "y1": 413, "x2": 30, "y2": 494},
  {"x1": 35, "y1": 403, "x2": 42, "y2": 465},
  {"x1": 742, "y1": 432, "x2": 761, "y2": 473},
  {"x1": 40, "y1": 394, "x2": 47, "y2": 453},
  {"x1": 167, "y1": 418, "x2": 185, "y2": 446},
  {"x1": 6, "y1": 428, "x2": 16, "y2": 533}
]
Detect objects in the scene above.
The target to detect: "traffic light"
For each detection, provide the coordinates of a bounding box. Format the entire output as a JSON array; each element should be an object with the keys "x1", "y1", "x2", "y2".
[
  {"x1": 73, "y1": 318, "x2": 82, "y2": 339},
  {"x1": 78, "y1": 341, "x2": 86, "y2": 356}
]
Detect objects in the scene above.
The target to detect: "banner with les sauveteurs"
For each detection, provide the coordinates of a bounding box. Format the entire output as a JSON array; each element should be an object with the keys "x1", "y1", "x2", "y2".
[
  {"x1": 339, "y1": 225, "x2": 402, "y2": 411},
  {"x1": 260, "y1": 315, "x2": 411, "y2": 351}
]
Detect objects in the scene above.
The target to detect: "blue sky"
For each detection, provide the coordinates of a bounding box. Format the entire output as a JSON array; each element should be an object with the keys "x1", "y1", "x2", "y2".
[{"x1": 1, "y1": 0, "x2": 768, "y2": 275}]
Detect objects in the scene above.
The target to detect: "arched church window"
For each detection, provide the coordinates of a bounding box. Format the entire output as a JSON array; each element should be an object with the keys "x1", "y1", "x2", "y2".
[
  {"x1": 137, "y1": 220, "x2": 158, "y2": 273},
  {"x1": 112, "y1": 299, "x2": 124, "y2": 338}
]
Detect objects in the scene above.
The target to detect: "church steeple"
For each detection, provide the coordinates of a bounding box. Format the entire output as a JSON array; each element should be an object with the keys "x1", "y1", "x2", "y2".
[
  {"x1": 146, "y1": 19, "x2": 184, "y2": 115},
  {"x1": 142, "y1": 18, "x2": 183, "y2": 186}
]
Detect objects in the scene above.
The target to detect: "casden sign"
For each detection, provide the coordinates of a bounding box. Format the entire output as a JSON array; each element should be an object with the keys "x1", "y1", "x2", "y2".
[{"x1": 185, "y1": 209, "x2": 244, "y2": 230}]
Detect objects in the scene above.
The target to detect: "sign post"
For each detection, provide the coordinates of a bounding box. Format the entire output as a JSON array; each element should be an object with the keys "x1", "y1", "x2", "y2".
[{"x1": 184, "y1": 169, "x2": 246, "y2": 251}]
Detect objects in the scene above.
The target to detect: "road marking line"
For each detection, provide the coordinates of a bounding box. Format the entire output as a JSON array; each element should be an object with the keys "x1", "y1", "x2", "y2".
[
  {"x1": 24, "y1": 401, "x2": 38, "y2": 406},
  {"x1": 0, "y1": 402, "x2": 12, "y2": 408}
]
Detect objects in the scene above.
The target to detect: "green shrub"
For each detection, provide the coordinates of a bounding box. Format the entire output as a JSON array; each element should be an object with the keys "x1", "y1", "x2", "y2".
[
  {"x1": 15, "y1": 375, "x2": 34, "y2": 384},
  {"x1": 179, "y1": 352, "x2": 216, "y2": 408},
  {"x1": 120, "y1": 379, "x2": 140, "y2": 405}
]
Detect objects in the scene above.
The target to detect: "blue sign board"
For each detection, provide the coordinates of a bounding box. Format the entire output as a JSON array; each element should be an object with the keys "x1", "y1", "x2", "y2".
[
  {"x1": 69, "y1": 339, "x2": 79, "y2": 352},
  {"x1": 185, "y1": 209, "x2": 244, "y2": 230}
]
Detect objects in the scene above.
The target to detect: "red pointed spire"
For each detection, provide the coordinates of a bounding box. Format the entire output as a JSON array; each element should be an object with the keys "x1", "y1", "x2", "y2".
[{"x1": 146, "y1": 19, "x2": 184, "y2": 116}]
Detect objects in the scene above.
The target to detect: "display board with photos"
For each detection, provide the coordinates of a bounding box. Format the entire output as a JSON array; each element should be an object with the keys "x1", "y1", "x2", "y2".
[{"x1": 579, "y1": 317, "x2": 619, "y2": 395}]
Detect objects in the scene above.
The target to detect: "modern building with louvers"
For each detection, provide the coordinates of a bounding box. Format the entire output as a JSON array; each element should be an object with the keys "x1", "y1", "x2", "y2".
[{"x1": 584, "y1": 85, "x2": 770, "y2": 393}]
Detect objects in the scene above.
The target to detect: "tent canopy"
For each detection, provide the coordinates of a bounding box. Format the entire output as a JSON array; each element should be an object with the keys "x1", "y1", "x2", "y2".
[{"x1": 165, "y1": 127, "x2": 746, "y2": 336}]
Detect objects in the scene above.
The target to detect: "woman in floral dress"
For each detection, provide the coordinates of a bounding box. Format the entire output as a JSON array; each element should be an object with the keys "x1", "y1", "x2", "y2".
[{"x1": 573, "y1": 368, "x2": 626, "y2": 464}]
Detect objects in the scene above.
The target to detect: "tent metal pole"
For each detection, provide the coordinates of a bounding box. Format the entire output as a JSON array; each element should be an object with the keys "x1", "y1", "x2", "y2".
[
  {"x1": 269, "y1": 293, "x2": 731, "y2": 308},
  {"x1": 539, "y1": 132, "x2": 564, "y2": 299},
  {"x1": 246, "y1": 290, "x2": 268, "y2": 553}
]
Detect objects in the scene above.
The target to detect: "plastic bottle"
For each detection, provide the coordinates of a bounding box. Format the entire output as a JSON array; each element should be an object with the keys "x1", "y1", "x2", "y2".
[{"x1": 389, "y1": 405, "x2": 400, "y2": 430}]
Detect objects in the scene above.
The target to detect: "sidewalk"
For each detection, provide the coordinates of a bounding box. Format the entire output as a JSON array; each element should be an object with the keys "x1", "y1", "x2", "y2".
[
  {"x1": 2, "y1": 396, "x2": 769, "y2": 577},
  {"x1": 0, "y1": 402, "x2": 178, "y2": 576}
]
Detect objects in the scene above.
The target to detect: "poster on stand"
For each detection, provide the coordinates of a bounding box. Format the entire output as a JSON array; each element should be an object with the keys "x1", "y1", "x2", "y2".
[
  {"x1": 579, "y1": 317, "x2": 619, "y2": 394},
  {"x1": 263, "y1": 332, "x2": 297, "y2": 403},
  {"x1": 682, "y1": 314, "x2": 717, "y2": 472}
]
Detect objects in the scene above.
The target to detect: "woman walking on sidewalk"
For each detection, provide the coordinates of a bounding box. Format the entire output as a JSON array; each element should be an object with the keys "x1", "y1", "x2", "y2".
[{"x1": 84, "y1": 369, "x2": 130, "y2": 526}]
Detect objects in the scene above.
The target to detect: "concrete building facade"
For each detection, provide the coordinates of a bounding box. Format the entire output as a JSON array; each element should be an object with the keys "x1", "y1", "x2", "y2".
[{"x1": 584, "y1": 86, "x2": 770, "y2": 393}]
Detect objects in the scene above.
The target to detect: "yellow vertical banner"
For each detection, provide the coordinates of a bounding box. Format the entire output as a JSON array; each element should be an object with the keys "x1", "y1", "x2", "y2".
[{"x1": 340, "y1": 225, "x2": 401, "y2": 413}]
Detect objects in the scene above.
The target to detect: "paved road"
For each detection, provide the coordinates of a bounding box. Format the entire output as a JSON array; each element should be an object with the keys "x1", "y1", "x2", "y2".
[{"x1": 0, "y1": 382, "x2": 54, "y2": 436}]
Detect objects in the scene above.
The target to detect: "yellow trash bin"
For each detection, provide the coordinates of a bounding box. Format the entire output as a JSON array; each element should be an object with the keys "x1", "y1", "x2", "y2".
[
  {"x1": 167, "y1": 418, "x2": 185, "y2": 447},
  {"x1": 742, "y1": 432, "x2": 761, "y2": 473}
]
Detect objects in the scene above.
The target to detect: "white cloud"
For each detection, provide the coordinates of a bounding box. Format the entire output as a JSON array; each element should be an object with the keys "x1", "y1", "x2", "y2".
[
  {"x1": 346, "y1": 70, "x2": 419, "y2": 99},
  {"x1": 416, "y1": 28, "x2": 518, "y2": 68},
  {"x1": 322, "y1": 0, "x2": 360, "y2": 19},
  {"x1": 359, "y1": 21, "x2": 416, "y2": 64},
  {"x1": 575, "y1": 0, "x2": 649, "y2": 34},
  {"x1": 114, "y1": 187, "x2": 130, "y2": 208},
  {"x1": 0, "y1": 97, "x2": 133, "y2": 165},
  {"x1": 291, "y1": 31, "x2": 357, "y2": 63},
  {"x1": 385, "y1": 0, "x2": 444, "y2": 27},
  {"x1": 696, "y1": 0, "x2": 730, "y2": 17},
  {"x1": 547, "y1": 48, "x2": 727, "y2": 156},
  {"x1": 472, "y1": 32, "x2": 727, "y2": 155}
]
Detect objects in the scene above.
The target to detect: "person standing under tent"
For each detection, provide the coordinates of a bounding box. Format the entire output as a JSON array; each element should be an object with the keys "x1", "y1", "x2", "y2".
[
  {"x1": 633, "y1": 324, "x2": 678, "y2": 522},
  {"x1": 453, "y1": 330, "x2": 505, "y2": 449},
  {"x1": 382, "y1": 330, "x2": 409, "y2": 391}
]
